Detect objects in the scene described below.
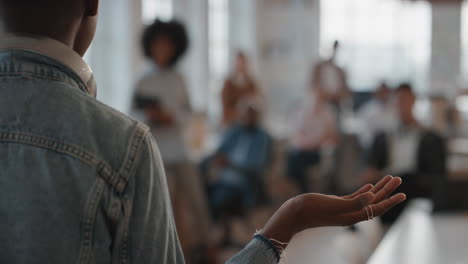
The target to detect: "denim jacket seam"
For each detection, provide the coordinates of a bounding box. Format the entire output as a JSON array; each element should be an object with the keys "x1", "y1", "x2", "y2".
[
  {"x1": 117, "y1": 123, "x2": 149, "y2": 184},
  {"x1": 0, "y1": 50, "x2": 90, "y2": 94},
  {"x1": 0, "y1": 131, "x2": 126, "y2": 191},
  {"x1": 119, "y1": 197, "x2": 133, "y2": 264},
  {"x1": 114, "y1": 123, "x2": 150, "y2": 263},
  {"x1": 0, "y1": 131, "x2": 100, "y2": 166},
  {"x1": 77, "y1": 178, "x2": 107, "y2": 264},
  {"x1": 0, "y1": 72, "x2": 84, "y2": 93},
  {"x1": 0, "y1": 130, "x2": 137, "y2": 264},
  {"x1": 0, "y1": 130, "x2": 125, "y2": 263}
]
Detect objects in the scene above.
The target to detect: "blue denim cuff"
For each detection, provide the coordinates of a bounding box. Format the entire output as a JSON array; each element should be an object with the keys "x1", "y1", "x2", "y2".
[{"x1": 253, "y1": 233, "x2": 281, "y2": 263}]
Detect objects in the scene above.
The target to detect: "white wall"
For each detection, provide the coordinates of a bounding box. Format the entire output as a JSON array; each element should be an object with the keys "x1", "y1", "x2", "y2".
[
  {"x1": 255, "y1": 0, "x2": 321, "y2": 137},
  {"x1": 173, "y1": 0, "x2": 210, "y2": 111},
  {"x1": 229, "y1": 0, "x2": 258, "y2": 66},
  {"x1": 86, "y1": 0, "x2": 145, "y2": 114},
  {"x1": 430, "y1": 1, "x2": 462, "y2": 98}
]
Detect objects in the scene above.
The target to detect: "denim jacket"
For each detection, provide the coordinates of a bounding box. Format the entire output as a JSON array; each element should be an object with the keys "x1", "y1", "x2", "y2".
[{"x1": 0, "y1": 35, "x2": 278, "y2": 264}]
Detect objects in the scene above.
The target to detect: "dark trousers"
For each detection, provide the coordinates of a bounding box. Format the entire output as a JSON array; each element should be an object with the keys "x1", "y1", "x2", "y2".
[
  {"x1": 287, "y1": 150, "x2": 321, "y2": 194},
  {"x1": 199, "y1": 157, "x2": 261, "y2": 220}
]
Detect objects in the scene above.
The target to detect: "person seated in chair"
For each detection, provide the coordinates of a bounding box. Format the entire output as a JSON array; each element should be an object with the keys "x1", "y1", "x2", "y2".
[
  {"x1": 205, "y1": 100, "x2": 273, "y2": 246},
  {"x1": 357, "y1": 82, "x2": 398, "y2": 150},
  {"x1": 361, "y1": 83, "x2": 447, "y2": 224},
  {"x1": 287, "y1": 86, "x2": 339, "y2": 194}
]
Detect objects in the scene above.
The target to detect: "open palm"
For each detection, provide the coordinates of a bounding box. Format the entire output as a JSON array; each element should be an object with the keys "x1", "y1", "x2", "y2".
[{"x1": 262, "y1": 176, "x2": 406, "y2": 244}]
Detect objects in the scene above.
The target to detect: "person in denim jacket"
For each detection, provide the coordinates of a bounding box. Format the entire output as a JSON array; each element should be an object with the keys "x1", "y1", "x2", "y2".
[{"x1": 0, "y1": 0, "x2": 406, "y2": 263}]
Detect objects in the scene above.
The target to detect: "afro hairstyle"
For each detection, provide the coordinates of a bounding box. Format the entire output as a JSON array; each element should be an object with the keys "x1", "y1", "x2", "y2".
[{"x1": 141, "y1": 19, "x2": 190, "y2": 67}]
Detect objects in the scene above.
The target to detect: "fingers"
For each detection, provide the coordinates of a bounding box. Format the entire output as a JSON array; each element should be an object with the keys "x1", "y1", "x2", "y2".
[
  {"x1": 328, "y1": 192, "x2": 375, "y2": 213},
  {"x1": 342, "y1": 184, "x2": 373, "y2": 199},
  {"x1": 371, "y1": 193, "x2": 407, "y2": 216},
  {"x1": 369, "y1": 175, "x2": 393, "y2": 194},
  {"x1": 373, "y1": 177, "x2": 403, "y2": 204},
  {"x1": 340, "y1": 193, "x2": 407, "y2": 226}
]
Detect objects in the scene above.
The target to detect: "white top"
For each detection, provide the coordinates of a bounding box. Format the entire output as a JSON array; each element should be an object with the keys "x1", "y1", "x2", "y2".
[
  {"x1": 388, "y1": 126, "x2": 419, "y2": 174},
  {"x1": 133, "y1": 68, "x2": 191, "y2": 164},
  {"x1": 291, "y1": 97, "x2": 337, "y2": 151},
  {"x1": 357, "y1": 99, "x2": 398, "y2": 148}
]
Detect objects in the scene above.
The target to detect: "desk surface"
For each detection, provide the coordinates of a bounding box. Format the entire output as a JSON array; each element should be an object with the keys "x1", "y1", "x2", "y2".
[{"x1": 368, "y1": 200, "x2": 468, "y2": 264}]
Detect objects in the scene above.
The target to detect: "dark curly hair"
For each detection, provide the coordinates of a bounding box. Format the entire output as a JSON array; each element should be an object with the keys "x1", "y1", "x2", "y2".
[
  {"x1": 141, "y1": 19, "x2": 189, "y2": 67},
  {"x1": 396, "y1": 83, "x2": 413, "y2": 94}
]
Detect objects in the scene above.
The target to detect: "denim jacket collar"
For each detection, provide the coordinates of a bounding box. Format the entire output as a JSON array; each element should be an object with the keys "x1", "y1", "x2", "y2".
[{"x1": 0, "y1": 34, "x2": 97, "y2": 97}]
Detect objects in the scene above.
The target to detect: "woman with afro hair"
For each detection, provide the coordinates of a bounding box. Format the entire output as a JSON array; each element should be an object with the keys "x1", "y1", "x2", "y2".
[
  {"x1": 132, "y1": 19, "x2": 201, "y2": 259},
  {"x1": 134, "y1": 18, "x2": 191, "y2": 163},
  {"x1": 134, "y1": 19, "x2": 191, "y2": 164}
]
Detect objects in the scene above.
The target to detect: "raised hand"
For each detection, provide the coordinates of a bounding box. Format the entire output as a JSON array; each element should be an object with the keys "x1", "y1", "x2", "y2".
[{"x1": 261, "y1": 176, "x2": 406, "y2": 245}]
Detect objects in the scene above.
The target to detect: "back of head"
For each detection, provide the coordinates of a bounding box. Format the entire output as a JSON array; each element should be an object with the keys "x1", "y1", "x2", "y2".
[
  {"x1": 237, "y1": 97, "x2": 263, "y2": 127},
  {"x1": 236, "y1": 51, "x2": 247, "y2": 62},
  {"x1": 395, "y1": 83, "x2": 416, "y2": 121},
  {"x1": 375, "y1": 82, "x2": 391, "y2": 102},
  {"x1": 0, "y1": 0, "x2": 82, "y2": 29},
  {"x1": 1, "y1": 0, "x2": 64, "y2": 6},
  {"x1": 234, "y1": 50, "x2": 249, "y2": 74},
  {"x1": 0, "y1": 0, "x2": 97, "y2": 56},
  {"x1": 396, "y1": 83, "x2": 414, "y2": 96}
]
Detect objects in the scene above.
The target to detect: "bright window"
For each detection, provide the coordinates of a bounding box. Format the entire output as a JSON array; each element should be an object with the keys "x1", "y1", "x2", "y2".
[
  {"x1": 207, "y1": 0, "x2": 229, "y2": 120},
  {"x1": 462, "y1": 1, "x2": 468, "y2": 87},
  {"x1": 209, "y1": 0, "x2": 229, "y2": 79},
  {"x1": 320, "y1": 0, "x2": 432, "y2": 93},
  {"x1": 142, "y1": 0, "x2": 173, "y2": 24}
]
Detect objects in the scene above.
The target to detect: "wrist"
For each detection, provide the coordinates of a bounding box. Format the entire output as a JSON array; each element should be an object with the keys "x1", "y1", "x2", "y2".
[
  {"x1": 261, "y1": 197, "x2": 303, "y2": 245},
  {"x1": 253, "y1": 233, "x2": 282, "y2": 262}
]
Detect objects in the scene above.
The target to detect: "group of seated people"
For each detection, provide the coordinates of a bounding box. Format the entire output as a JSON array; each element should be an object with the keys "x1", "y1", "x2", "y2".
[
  {"x1": 204, "y1": 76, "x2": 447, "y2": 231},
  {"x1": 199, "y1": 72, "x2": 445, "y2": 261}
]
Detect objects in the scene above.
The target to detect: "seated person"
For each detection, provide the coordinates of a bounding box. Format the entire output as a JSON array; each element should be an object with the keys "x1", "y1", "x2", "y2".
[
  {"x1": 288, "y1": 87, "x2": 338, "y2": 194},
  {"x1": 362, "y1": 83, "x2": 446, "y2": 223},
  {"x1": 208, "y1": 101, "x2": 273, "y2": 217},
  {"x1": 202, "y1": 101, "x2": 272, "y2": 247},
  {"x1": 357, "y1": 82, "x2": 398, "y2": 149}
]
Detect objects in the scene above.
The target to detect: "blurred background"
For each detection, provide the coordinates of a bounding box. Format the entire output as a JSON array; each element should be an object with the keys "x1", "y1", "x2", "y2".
[{"x1": 85, "y1": 0, "x2": 468, "y2": 263}]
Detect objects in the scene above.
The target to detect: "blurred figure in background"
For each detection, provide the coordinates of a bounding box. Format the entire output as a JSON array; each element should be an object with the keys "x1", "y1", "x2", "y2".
[
  {"x1": 134, "y1": 19, "x2": 191, "y2": 166},
  {"x1": 222, "y1": 52, "x2": 260, "y2": 127},
  {"x1": 132, "y1": 19, "x2": 200, "y2": 259},
  {"x1": 357, "y1": 82, "x2": 398, "y2": 149},
  {"x1": 288, "y1": 86, "x2": 339, "y2": 194},
  {"x1": 205, "y1": 99, "x2": 273, "y2": 246},
  {"x1": 362, "y1": 83, "x2": 446, "y2": 223},
  {"x1": 313, "y1": 40, "x2": 350, "y2": 111}
]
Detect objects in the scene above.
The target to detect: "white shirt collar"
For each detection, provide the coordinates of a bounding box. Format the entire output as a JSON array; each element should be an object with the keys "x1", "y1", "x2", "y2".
[{"x1": 0, "y1": 34, "x2": 97, "y2": 97}]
